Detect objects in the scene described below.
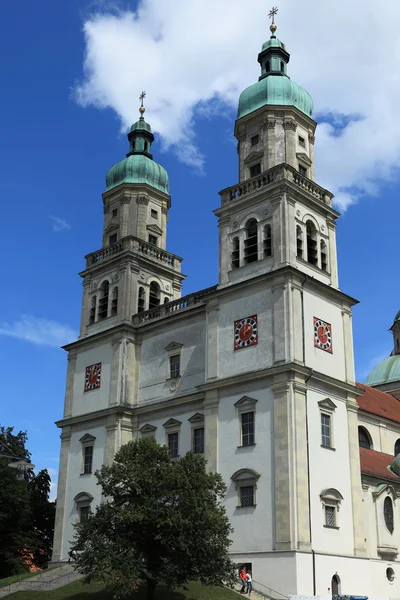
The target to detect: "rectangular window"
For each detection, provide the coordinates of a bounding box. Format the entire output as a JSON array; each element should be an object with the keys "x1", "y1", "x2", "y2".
[
  {"x1": 250, "y1": 163, "x2": 261, "y2": 178},
  {"x1": 241, "y1": 412, "x2": 255, "y2": 446},
  {"x1": 109, "y1": 233, "x2": 118, "y2": 245},
  {"x1": 298, "y1": 164, "x2": 307, "y2": 177},
  {"x1": 240, "y1": 485, "x2": 255, "y2": 507},
  {"x1": 321, "y1": 414, "x2": 331, "y2": 448},
  {"x1": 83, "y1": 446, "x2": 93, "y2": 474},
  {"x1": 151, "y1": 209, "x2": 158, "y2": 219},
  {"x1": 193, "y1": 427, "x2": 204, "y2": 454},
  {"x1": 80, "y1": 506, "x2": 90, "y2": 523},
  {"x1": 148, "y1": 234, "x2": 158, "y2": 246},
  {"x1": 250, "y1": 134, "x2": 259, "y2": 146},
  {"x1": 325, "y1": 505, "x2": 336, "y2": 527},
  {"x1": 112, "y1": 208, "x2": 118, "y2": 218},
  {"x1": 169, "y1": 354, "x2": 181, "y2": 378},
  {"x1": 168, "y1": 432, "x2": 179, "y2": 458},
  {"x1": 298, "y1": 135, "x2": 306, "y2": 148}
]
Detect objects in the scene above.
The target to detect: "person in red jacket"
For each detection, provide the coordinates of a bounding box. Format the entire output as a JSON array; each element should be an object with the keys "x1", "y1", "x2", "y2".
[{"x1": 239, "y1": 567, "x2": 247, "y2": 594}]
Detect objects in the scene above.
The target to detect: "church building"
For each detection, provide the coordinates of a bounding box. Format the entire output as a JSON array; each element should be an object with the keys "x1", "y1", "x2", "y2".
[{"x1": 52, "y1": 17, "x2": 400, "y2": 598}]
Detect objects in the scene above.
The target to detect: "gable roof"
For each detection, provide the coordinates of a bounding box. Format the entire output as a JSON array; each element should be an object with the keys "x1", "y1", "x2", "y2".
[
  {"x1": 359, "y1": 448, "x2": 399, "y2": 483},
  {"x1": 356, "y1": 382, "x2": 400, "y2": 424}
]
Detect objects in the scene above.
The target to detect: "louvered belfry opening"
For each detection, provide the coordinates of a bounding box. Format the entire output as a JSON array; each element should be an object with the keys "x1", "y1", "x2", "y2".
[
  {"x1": 98, "y1": 281, "x2": 109, "y2": 320},
  {"x1": 306, "y1": 221, "x2": 318, "y2": 266},
  {"x1": 244, "y1": 219, "x2": 258, "y2": 264}
]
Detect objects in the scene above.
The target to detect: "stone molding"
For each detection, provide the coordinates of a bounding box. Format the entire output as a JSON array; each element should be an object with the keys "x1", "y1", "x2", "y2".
[
  {"x1": 308, "y1": 133, "x2": 316, "y2": 145},
  {"x1": 283, "y1": 120, "x2": 297, "y2": 131},
  {"x1": 136, "y1": 195, "x2": 149, "y2": 206},
  {"x1": 265, "y1": 120, "x2": 276, "y2": 129}
]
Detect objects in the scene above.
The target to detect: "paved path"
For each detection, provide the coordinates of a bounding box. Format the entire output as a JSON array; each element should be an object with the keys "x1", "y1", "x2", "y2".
[{"x1": 0, "y1": 564, "x2": 83, "y2": 598}]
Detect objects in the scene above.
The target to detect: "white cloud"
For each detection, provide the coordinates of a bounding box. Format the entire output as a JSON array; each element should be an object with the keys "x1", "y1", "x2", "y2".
[
  {"x1": 0, "y1": 315, "x2": 77, "y2": 348},
  {"x1": 51, "y1": 216, "x2": 70, "y2": 232},
  {"x1": 75, "y1": 0, "x2": 400, "y2": 210},
  {"x1": 49, "y1": 481, "x2": 57, "y2": 502}
]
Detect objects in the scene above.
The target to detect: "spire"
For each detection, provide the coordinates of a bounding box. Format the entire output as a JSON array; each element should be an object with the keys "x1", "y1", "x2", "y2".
[
  {"x1": 268, "y1": 6, "x2": 278, "y2": 38},
  {"x1": 258, "y1": 7, "x2": 289, "y2": 80},
  {"x1": 126, "y1": 90, "x2": 155, "y2": 159}
]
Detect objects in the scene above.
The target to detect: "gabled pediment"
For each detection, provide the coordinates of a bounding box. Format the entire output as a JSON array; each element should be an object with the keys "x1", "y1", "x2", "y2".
[
  {"x1": 165, "y1": 342, "x2": 183, "y2": 352},
  {"x1": 244, "y1": 150, "x2": 264, "y2": 165},
  {"x1": 139, "y1": 423, "x2": 157, "y2": 434},
  {"x1": 234, "y1": 396, "x2": 258, "y2": 408},
  {"x1": 373, "y1": 483, "x2": 398, "y2": 500},
  {"x1": 73, "y1": 492, "x2": 94, "y2": 504},
  {"x1": 79, "y1": 434, "x2": 96, "y2": 444},
  {"x1": 147, "y1": 224, "x2": 163, "y2": 236},
  {"x1": 104, "y1": 222, "x2": 120, "y2": 234},
  {"x1": 163, "y1": 418, "x2": 182, "y2": 429},
  {"x1": 231, "y1": 468, "x2": 260, "y2": 482},
  {"x1": 188, "y1": 413, "x2": 204, "y2": 424},
  {"x1": 296, "y1": 152, "x2": 312, "y2": 167},
  {"x1": 318, "y1": 398, "x2": 337, "y2": 412}
]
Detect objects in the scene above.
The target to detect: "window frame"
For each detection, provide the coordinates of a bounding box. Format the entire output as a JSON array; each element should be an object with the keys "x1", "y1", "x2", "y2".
[
  {"x1": 139, "y1": 423, "x2": 157, "y2": 439},
  {"x1": 109, "y1": 233, "x2": 118, "y2": 245},
  {"x1": 235, "y1": 396, "x2": 257, "y2": 448},
  {"x1": 193, "y1": 427, "x2": 205, "y2": 454},
  {"x1": 148, "y1": 234, "x2": 158, "y2": 246},
  {"x1": 318, "y1": 398, "x2": 336, "y2": 450},
  {"x1": 165, "y1": 342, "x2": 183, "y2": 381},
  {"x1": 231, "y1": 468, "x2": 260, "y2": 508},
  {"x1": 112, "y1": 208, "x2": 118, "y2": 218},
  {"x1": 320, "y1": 488, "x2": 343, "y2": 529},
  {"x1": 241, "y1": 411, "x2": 255, "y2": 447},
  {"x1": 169, "y1": 354, "x2": 181, "y2": 378},
  {"x1": 249, "y1": 163, "x2": 261, "y2": 178},
  {"x1": 384, "y1": 496, "x2": 394, "y2": 534},
  {"x1": 298, "y1": 164, "x2": 307, "y2": 177},
  {"x1": 250, "y1": 134, "x2": 259, "y2": 147},
  {"x1": 358, "y1": 426, "x2": 373, "y2": 450},
  {"x1": 150, "y1": 209, "x2": 158, "y2": 219},
  {"x1": 74, "y1": 492, "x2": 93, "y2": 523},
  {"x1": 163, "y1": 418, "x2": 182, "y2": 458},
  {"x1": 79, "y1": 434, "x2": 96, "y2": 476},
  {"x1": 189, "y1": 413, "x2": 205, "y2": 455}
]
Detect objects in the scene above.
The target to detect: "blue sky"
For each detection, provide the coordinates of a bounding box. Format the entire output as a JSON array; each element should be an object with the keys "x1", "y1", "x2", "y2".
[{"x1": 0, "y1": 0, "x2": 399, "y2": 494}]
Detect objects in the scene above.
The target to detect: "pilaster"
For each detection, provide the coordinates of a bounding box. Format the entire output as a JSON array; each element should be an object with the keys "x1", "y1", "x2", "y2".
[
  {"x1": 283, "y1": 120, "x2": 297, "y2": 169},
  {"x1": 342, "y1": 309, "x2": 356, "y2": 385},
  {"x1": 308, "y1": 133, "x2": 316, "y2": 180},
  {"x1": 347, "y1": 399, "x2": 367, "y2": 556},
  {"x1": 79, "y1": 278, "x2": 91, "y2": 337},
  {"x1": 264, "y1": 119, "x2": 276, "y2": 168},
  {"x1": 327, "y1": 220, "x2": 339, "y2": 288},
  {"x1": 136, "y1": 195, "x2": 149, "y2": 241},
  {"x1": 109, "y1": 338, "x2": 123, "y2": 407},
  {"x1": 206, "y1": 298, "x2": 219, "y2": 381},
  {"x1": 63, "y1": 349, "x2": 77, "y2": 418},
  {"x1": 293, "y1": 381, "x2": 311, "y2": 550},
  {"x1": 124, "y1": 338, "x2": 138, "y2": 405},
  {"x1": 119, "y1": 192, "x2": 131, "y2": 238},
  {"x1": 204, "y1": 391, "x2": 219, "y2": 473},
  {"x1": 51, "y1": 427, "x2": 71, "y2": 562},
  {"x1": 105, "y1": 418, "x2": 118, "y2": 466},
  {"x1": 272, "y1": 283, "x2": 288, "y2": 364}
]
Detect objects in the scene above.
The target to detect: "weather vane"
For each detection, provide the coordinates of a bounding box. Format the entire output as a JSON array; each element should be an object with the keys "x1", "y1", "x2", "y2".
[
  {"x1": 269, "y1": 6, "x2": 278, "y2": 36},
  {"x1": 139, "y1": 90, "x2": 146, "y2": 116}
]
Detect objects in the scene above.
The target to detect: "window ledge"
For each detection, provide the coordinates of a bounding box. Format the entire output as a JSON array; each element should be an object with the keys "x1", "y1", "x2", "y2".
[
  {"x1": 166, "y1": 376, "x2": 181, "y2": 381},
  {"x1": 80, "y1": 473, "x2": 92, "y2": 477},
  {"x1": 296, "y1": 256, "x2": 330, "y2": 276},
  {"x1": 237, "y1": 444, "x2": 256, "y2": 449},
  {"x1": 236, "y1": 504, "x2": 257, "y2": 509},
  {"x1": 323, "y1": 525, "x2": 339, "y2": 530},
  {"x1": 321, "y1": 444, "x2": 335, "y2": 451}
]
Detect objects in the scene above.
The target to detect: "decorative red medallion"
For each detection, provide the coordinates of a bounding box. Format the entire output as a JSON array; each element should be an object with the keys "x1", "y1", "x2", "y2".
[
  {"x1": 234, "y1": 315, "x2": 258, "y2": 351},
  {"x1": 84, "y1": 363, "x2": 102, "y2": 392},
  {"x1": 313, "y1": 318, "x2": 332, "y2": 353}
]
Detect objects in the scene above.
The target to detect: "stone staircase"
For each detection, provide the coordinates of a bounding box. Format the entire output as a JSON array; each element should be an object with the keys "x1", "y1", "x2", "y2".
[
  {"x1": 0, "y1": 563, "x2": 83, "y2": 598},
  {"x1": 232, "y1": 580, "x2": 288, "y2": 600}
]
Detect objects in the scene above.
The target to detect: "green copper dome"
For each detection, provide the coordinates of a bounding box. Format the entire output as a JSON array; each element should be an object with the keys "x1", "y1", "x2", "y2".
[
  {"x1": 105, "y1": 114, "x2": 169, "y2": 194},
  {"x1": 237, "y1": 34, "x2": 313, "y2": 120},
  {"x1": 366, "y1": 356, "x2": 400, "y2": 387}
]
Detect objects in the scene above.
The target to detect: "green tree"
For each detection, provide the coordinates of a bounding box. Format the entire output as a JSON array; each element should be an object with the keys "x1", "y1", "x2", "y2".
[
  {"x1": 73, "y1": 438, "x2": 236, "y2": 600},
  {"x1": 0, "y1": 426, "x2": 56, "y2": 578}
]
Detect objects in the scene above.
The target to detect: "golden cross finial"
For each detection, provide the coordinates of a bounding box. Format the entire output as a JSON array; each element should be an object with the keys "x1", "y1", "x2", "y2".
[
  {"x1": 268, "y1": 6, "x2": 278, "y2": 35},
  {"x1": 139, "y1": 90, "x2": 146, "y2": 115}
]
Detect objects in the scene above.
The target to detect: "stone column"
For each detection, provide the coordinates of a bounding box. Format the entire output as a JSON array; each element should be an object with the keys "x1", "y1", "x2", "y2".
[
  {"x1": 124, "y1": 338, "x2": 138, "y2": 406},
  {"x1": 347, "y1": 399, "x2": 367, "y2": 556},
  {"x1": 136, "y1": 195, "x2": 149, "y2": 241},
  {"x1": 265, "y1": 119, "x2": 276, "y2": 169},
  {"x1": 342, "y1": 309, "x2": 356, "y2": 385},
  {"x1": 204, "y1": 391, "x2": 219, "y2": 473},
  {"x1": 291, "y1": 285, "x2": 304, "y2": 364},
  {"x1": 327, "y1": 221, "x2": 339, "y2": 288},
  {"x1": 120, "y1": 193, "x2": 131, "y2": 238},
  {"x1": 283, "y1": 120, "x2": 297, "y2": 169},
  {"x1": 79, "y1": 278, "x2": 91, "y2": 338},
  {"x1": 63, "y1": 349, "x2": 77, "y2": 418},
  {"x1": 51, "y1": 427, "x2": 71, "y2": 562},
  {"x1": 293, "y1": 381, "x2": 311, "y2": 550},
  {"x1": 206, "y1": 299, "x2": 219, "y2": 382},
  {"x1": 272, "y1": 378, "x2": 293, "y2": 551},
  {"x1": 308, "y1": 133, "x2": 316, "y2": 181},
  {"x1": 105, "y1": 418, "x2": 118, "y2": 466}
]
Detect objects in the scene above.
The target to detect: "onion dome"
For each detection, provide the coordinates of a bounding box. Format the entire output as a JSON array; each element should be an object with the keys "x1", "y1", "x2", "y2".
[
  {"x1": 105, "y1": 95, "x2": 169, "y2": 194},
  {"x1": 237, "y1": 24, "x2": 313, "y2": 119}
]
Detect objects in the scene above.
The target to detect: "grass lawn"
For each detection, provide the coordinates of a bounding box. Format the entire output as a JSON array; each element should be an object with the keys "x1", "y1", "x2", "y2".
[
  {"x1": 0, "y1": 568, "x2": 58, "y2": 589},
  {"x1": 8, "y1": 580, "x2": 239, "y2": 600}
]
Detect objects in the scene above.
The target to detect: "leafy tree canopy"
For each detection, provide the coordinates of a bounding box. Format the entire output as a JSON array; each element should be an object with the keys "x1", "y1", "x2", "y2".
[
  {"x1": 0, "y1": 426, "x2": 56, "y2": 578},
  {"x1": 73, "y1": 438, "x2": 236, "y2": 600}
]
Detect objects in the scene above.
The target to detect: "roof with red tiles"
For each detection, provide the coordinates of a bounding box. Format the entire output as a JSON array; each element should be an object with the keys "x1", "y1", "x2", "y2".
[
  {"x1": 359, "y1": 448, "x2": 399, "y2": 482},
  {"x1": 356, "y1": 382, "x2": 400, "y2": 424}
]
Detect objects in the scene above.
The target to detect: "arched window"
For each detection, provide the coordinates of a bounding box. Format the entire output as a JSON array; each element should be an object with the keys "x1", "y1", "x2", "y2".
[
  {"x1": 111, "y1": 287, "x2": 118, "y2": 316},
  {"x1": 296, "y1": 225, "x2": 303, "y2": 259},
  {"x1": 358, "y1": 426, "x2": 372, "y2": 450},
  {"x1": 164, "y1": 297, "x2": 169, "y2": 304},
  {"x1": 232, "y1": 237, "x2": 240, "y2": 269},
  {"x1": 149, "y1": 282, "x2": 160, "y2": 309},
  {"x1": 394, "y1": 439, "x2": 400, "y2": 456},
  {"x1": 264, "y1": 224, "x2": 272, "y2": 257},
  {"x1": 384, "y1": 497, "x2": 394, "y2": 533},
  {"x1": 98, "y1": 281, "x2": 109, "y2": 320},
  {"x1": 306, "y1": 221, "x2": 318, "y2": 266},
  {"x1": 89, "y1": 295, "x2": 96, "y2": 325},
  {"x1": 331, "y1": 574, "x2": 340, "y2": 596},
  {"x1": 321, "y1": 240, "x2": 328, "y2": 271},
  {"x1": 244, "y1": 219, "x2": 258, "y2": 264},
  {"x1": 138, "y1": 287, "x2": 145, "y2": 313}
]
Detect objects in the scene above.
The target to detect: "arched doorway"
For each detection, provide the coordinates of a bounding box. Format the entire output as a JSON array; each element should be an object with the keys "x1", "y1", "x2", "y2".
[{"x1": 331, "y1": 574, "x2": 340, "y2": 596}]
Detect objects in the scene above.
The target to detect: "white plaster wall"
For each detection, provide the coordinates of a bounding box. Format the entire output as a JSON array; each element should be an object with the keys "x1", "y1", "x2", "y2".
[
  {"x1": 231, "y1": 552, "x2": 299, "y2": 597},
  {"x1": 62, "y1": 425, "x2": 106, "y2": 558},
  {"x1": 358, "y1": 415, "x2": 400, "y2": 456},
  {"x1": 303, "y1": 290, "x2": 346, "y2": 381},
  {"x1": 218, "y1": 289, "x2": 273, "y2": 380},
  {"x1": 307, "y1": 390, "x2": 354, "y2": 555},
  {"x1": 138, "y1": 315, "x2": 206, "y2": 404},
  {"x1": 72, "y1": 344, "x2": 113, "y2": 416},
  {"x1": 364, "y1": 485, "x2": 379, "y2": 559},
  {"x1": 219, "y1": 387, "x2": 274, "y2": 554},
  {"x1": 138, "y1": 408, "x2": 202, "y2": 454}
]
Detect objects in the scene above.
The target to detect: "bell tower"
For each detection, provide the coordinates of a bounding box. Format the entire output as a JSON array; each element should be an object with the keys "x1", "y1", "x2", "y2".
[{"x1": 78, "y1": 93, "x2": 185, "y2": 339}]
